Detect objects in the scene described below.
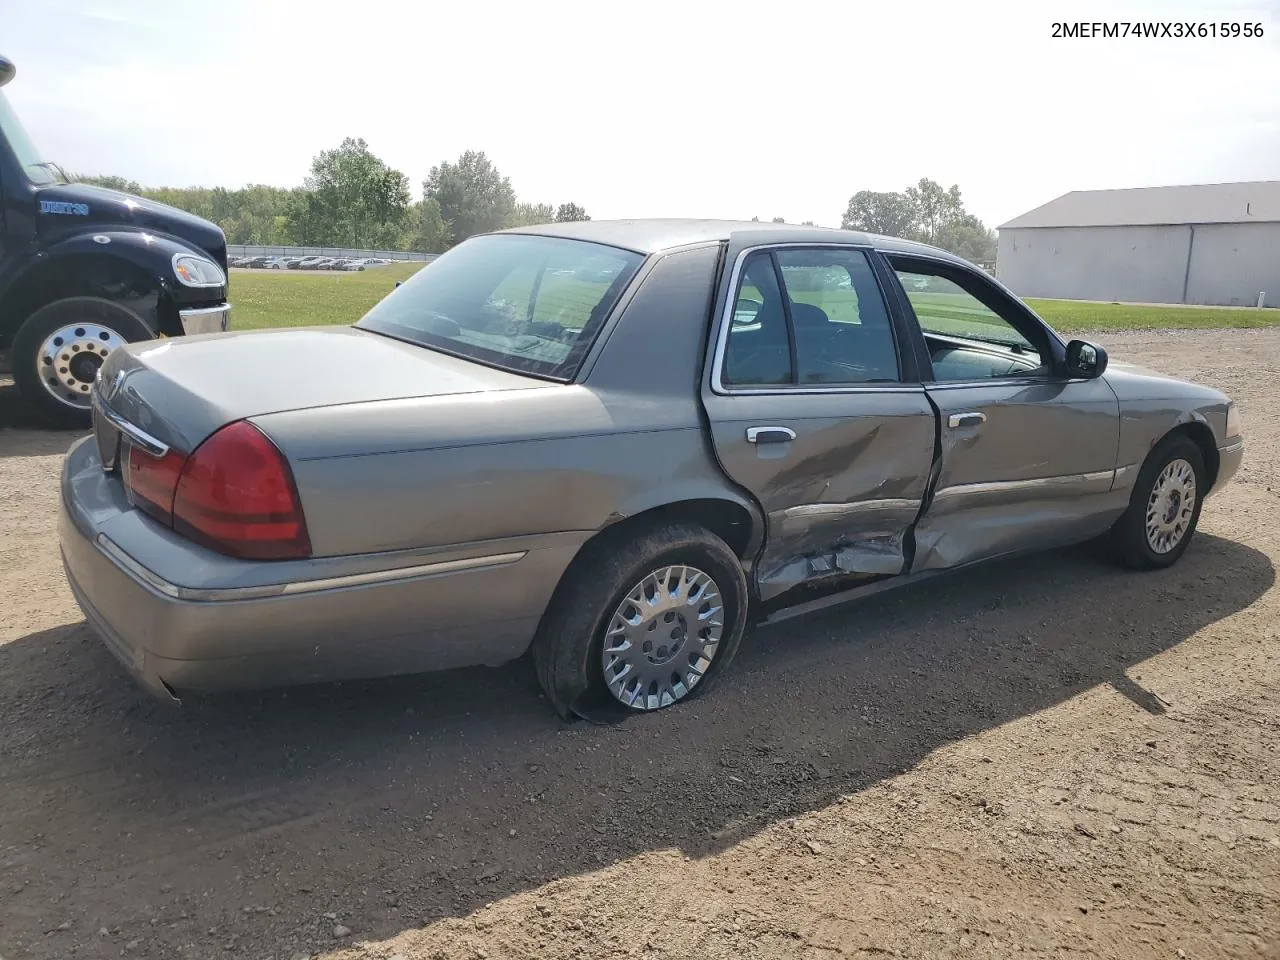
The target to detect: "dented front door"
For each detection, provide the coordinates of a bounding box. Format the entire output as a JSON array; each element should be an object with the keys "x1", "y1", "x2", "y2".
[{"x1": 701, "y1": 243, "x2": 937, "y2": 601}]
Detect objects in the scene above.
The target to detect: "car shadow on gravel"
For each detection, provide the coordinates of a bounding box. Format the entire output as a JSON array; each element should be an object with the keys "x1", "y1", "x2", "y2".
[{"x1": 0, "y1": 533, "x2": 1271, "y2": 957}]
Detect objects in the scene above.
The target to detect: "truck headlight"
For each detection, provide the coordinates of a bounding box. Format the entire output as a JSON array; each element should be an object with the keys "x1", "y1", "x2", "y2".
[
  {"x1": 1226, "y1": 403, "x2": 1243, "y2": 439},
  {"x1": 172, "y1": 254, "x2": 226, "y2": 288}
]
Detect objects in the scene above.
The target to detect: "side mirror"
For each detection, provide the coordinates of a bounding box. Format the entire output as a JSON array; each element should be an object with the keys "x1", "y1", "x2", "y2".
[{"x1": 1064, "y1": 339, "x2": 1108, "y2": 379}]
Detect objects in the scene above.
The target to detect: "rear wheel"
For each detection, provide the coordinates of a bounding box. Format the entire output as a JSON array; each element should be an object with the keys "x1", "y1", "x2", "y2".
[
  {"x1": 1109, "y1": 434, "x2": 1206, "y2": 570},
  {"x1": 11, "y1": 297, "x2": 155, "y2": 430},
  {"x1": 533, "y1": 522, "x2": 750, "y2": 719}
]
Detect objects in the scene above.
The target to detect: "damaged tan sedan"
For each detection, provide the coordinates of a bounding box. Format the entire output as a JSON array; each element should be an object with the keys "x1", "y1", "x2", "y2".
[{"x1": 60, "y1": 220, "x2": 1244, "y2": 717}]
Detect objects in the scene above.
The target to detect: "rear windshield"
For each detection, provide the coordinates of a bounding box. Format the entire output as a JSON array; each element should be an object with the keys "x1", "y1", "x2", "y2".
[{"x1": 356, "y1": 234, "x2": 645, "y2": 380}]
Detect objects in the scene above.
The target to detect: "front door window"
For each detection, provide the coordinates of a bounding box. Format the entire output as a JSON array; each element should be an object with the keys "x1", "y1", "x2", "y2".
[{"x1": 892, "y1": 265, "x2": 1046, "y2": 381}]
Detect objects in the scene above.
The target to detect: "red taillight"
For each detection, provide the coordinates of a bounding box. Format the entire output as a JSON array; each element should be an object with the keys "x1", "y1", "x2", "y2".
[
  {"x1": 125, "y1": 444, "x2": 188, "y2": 525},
  {"x1": 171, "y1": 421, "x2": 311, "y2": 561}
]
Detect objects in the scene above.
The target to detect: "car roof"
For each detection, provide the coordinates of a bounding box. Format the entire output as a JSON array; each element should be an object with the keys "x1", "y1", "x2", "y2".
[{"x1": 496, "y1": 218, "x2": 970, "y2": 265}]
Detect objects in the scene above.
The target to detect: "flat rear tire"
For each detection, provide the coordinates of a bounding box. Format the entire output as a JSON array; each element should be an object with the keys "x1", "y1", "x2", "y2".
[{"x1": 533, "y1": 522, "x2": 750, "y2": 720}]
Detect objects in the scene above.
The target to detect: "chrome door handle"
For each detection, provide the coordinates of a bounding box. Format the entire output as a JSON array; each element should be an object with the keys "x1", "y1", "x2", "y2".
[
  {"x1": 746, "y1": 426, "x2": 797, "y2": 444},
  {"x1": 947, "y1": 412, "x2": 987, "y2": 429}
]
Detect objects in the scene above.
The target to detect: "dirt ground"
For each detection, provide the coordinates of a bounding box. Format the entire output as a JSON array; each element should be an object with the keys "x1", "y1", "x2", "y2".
[{"x1": 0, "y1": 329, "x2": 1277, "y2": 960}]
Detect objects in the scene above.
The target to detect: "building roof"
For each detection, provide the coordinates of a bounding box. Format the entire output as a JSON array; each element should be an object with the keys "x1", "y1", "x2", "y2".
[
  {"x1": 998, "y1": 180, "x2": 1280, "y2": 230},
  {"x1": 498, "y1": 218, "x2": 964, "y2": 262}
]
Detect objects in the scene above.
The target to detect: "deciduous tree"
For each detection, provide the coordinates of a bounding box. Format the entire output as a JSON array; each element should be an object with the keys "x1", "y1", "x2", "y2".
[
  {"x1": 510, "y1": 202, "x2": 556, "y2": 226},
  {"x1": 935, "y1": 212, "x2": 996, "y2": 264},
  {"x1": 840, "y1": 179, "x2": 994, "y2": 263},
  {"x1": 76, "y1": 174, "x2": 144, "y2": 195},
  {"x1": 905, "y1": 178, "x2": 964, "y2": 246},
  {"x1": 424, "y1": 150, "x2": 516, "y2": 244},
  {"x1": 554, "y1": 202, "x2": 590, "y2": 222},
  {"x1": 840, "y1": 190, "x2": 917, "y2": 238},
  {"x1": 287, "y1": 137, "x2": 412, "y2": 248},
  {"x1": 410, "y1": 197, "x2": 451, "y2": 253}
]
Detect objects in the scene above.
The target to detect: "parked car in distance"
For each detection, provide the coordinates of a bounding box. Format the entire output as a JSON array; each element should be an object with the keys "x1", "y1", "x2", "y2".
[
  {"x1": 61, "y1": 220, "x2": 1244, "y2": 717},
  {"x1": 264, "y1": 257, "x2": 292, "y2": 269}
]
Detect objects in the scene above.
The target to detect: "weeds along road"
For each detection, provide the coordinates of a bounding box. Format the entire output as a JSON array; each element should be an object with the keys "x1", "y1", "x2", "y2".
[{"x1": 0, "y1": 328, "x2": 1277, "y2": 960}]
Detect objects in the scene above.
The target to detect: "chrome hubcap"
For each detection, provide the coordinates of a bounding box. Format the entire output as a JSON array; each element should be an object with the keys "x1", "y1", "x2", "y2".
[
  {"x1": 36, "y1": 322, "x2": 124, "y2": 409},
  {"x1": 1145, "y1": 457, "x2": 1197, "y2": 554},
  {"x1": 601, "y1": 565, "x2": 724, "y2": 711}
]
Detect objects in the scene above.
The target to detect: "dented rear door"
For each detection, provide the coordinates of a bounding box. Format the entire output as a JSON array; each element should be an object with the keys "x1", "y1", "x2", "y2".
[{"x1": 700, "y1": 240, "x2": 937, "y2": 602}]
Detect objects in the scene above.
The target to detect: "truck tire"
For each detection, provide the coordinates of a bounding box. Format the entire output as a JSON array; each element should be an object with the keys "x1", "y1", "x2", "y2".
[
  {"x1": 533, "y1": 521, "x2": 750, "y2": 721},
  {"x1": 11, "y1": 296, "x2": 156, "y2": 430}
]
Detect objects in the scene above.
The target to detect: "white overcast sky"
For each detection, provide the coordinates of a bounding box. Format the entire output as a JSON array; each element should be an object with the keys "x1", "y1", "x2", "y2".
[{"x1": 3, "y1": 0, "x2": 1278, "y2": 227}]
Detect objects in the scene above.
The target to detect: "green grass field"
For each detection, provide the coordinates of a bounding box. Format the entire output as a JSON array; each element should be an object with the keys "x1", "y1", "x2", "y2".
[
  {"x1": 228, "y1": 262, "x2": 427, "y2": 330},
  {"x1": 1026, "y1": 298, "x2": 1279, "y2": 332},
  {"x1": 227, "y1": 265, "x2": 1280, "y2": 335}
]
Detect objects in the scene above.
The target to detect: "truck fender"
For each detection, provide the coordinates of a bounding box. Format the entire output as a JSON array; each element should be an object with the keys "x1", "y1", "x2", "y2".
[
  {"x1": 1, "y1": 231, "x2": 219, "y2": 340},
  {"x1": 40, "y1": 229, "x2": 209, "y2": 300}
]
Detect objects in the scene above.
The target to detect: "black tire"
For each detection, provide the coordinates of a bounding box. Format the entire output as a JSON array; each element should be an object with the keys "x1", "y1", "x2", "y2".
[
  {"x1": 1108, "y1": 433, "x2": 1207, "y2": 570},
  {"x1": 11, "y1": 297, "x2": 156, "y2": 430},
  {"x1": 532, "y1": 522, "x2": 750, "y2": 721}
]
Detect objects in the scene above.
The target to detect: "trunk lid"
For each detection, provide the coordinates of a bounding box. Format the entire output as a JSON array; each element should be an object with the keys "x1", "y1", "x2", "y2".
[{"x1": 94, "y1": 325, "x2": 544, "y2": 454}]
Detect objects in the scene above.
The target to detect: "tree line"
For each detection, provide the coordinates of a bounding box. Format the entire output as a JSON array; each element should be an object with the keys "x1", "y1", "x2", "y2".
[
  {"x1": 81, "y1": 138, "x2": 997, "y2": 263},
  {"x1": 80, "y1": 138, "x2": 589, "y2": 254},
  {"x1": 840, "y1": 178, "x2": 997, "y2": 264}
]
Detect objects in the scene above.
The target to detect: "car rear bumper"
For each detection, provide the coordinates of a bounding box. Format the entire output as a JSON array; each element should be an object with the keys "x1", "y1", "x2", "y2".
[
  {"x1": 59, "y1": 436, "x2": 580, "y2": 699},
  {"x1": 178, "y1": 303, "x2": 230, "y2": 335}
]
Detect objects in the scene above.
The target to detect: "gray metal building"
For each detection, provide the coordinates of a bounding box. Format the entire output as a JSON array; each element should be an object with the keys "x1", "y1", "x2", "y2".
[{"x1": 996, "y1": 181, "x2": 1280, "y2": 307}]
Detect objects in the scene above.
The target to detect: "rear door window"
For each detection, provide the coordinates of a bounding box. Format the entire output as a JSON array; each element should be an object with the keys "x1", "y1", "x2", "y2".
[{"x1": 721, "y1": 247, "x2": 901, "y2": 387}]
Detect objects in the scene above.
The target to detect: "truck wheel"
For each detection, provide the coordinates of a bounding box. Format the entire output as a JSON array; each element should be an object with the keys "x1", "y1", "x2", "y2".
[
  {"x1": 1108, "y1": 434, "x2": 1206, "y2": 570},
  {"x1": 11, "y1": 297, "x2": 155, "y2": 430},
  {"x1": 533, "y1": 522, "x2": 750, "y2": 720}
]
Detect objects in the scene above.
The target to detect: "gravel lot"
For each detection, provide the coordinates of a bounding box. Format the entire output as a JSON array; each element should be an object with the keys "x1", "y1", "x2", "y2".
[{"x1": 0, "y1": 329, "x2": 1277, "y2": 960}]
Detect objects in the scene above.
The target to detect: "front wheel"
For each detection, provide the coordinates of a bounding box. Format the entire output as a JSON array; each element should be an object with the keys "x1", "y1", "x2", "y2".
[
  {"x1": 1109, "y1": 434, "x2": 1206, "y2": 570},
  {"x1": 11, "y1": 297, "x2": 156, "y2": 429},
  {"x1": 533, "y1": 522, "x2": 750, "y2": 719}
]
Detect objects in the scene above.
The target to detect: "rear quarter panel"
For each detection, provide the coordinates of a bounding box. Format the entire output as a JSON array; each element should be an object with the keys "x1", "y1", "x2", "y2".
[{"x1": 254, "y1": 243, "x2": 760, "y2": 559}]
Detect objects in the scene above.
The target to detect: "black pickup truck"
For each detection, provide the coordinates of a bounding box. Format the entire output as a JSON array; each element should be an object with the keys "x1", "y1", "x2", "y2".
[{"x1": 0, "y1": 54, "x2": 230, "y2": 428}]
